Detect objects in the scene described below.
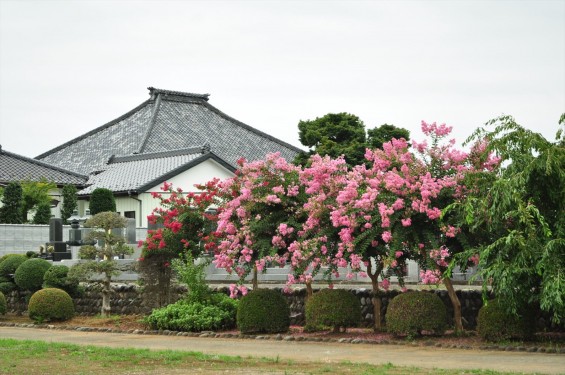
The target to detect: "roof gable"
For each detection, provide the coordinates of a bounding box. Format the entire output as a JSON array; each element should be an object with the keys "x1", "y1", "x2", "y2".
[{"x1": 78, "y1": 148, "x2": 234, "y2": 195}]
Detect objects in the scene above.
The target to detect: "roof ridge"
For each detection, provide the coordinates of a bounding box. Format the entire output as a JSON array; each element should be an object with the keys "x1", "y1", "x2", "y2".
[
  {"x1": 148, "y1": 87, "x2": 209, "y2": 101},
  {"x1": 35, "y1": 99, "x2": 153, "y2": 160},
  {"x1": 111, "y1": 147, "x2": 207, "y2": 164},
  {"x1": 0, "y1": 148, "x2": 88, "y2": 180}
]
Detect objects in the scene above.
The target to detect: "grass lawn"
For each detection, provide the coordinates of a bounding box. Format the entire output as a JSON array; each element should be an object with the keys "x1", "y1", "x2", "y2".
[{"x1": 0, "y1": 338, "x2": 521, "y2": 375}]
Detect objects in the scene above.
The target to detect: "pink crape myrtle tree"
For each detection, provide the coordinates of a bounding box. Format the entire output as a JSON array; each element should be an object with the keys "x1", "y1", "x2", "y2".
[
  {"x1": 409, "y1": 121, "x2": 501, "y2": 332},
  {"x1": 287, "y1": 121, "x2": 498, "y2": 332},
  {"x1": 213, "y1": 153, "x2": 307, "y2": 295},
  {"x1": 285, "y1": 154, "x2": 352, "y2": 298}
]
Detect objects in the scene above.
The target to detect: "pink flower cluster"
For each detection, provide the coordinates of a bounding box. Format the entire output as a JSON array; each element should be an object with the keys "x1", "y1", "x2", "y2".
[{"x1": 176, "y1": 122, "x2": 501, "y2": 295}]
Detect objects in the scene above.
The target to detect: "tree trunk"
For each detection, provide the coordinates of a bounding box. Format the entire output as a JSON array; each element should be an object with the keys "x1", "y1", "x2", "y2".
[
  {"x1": 305, "y1": 280, "x2": 313, "y2": 300},
  {"x1": 443, "y1": 276, "x2": 463, "y2": 333},
  {"x1": 252, "y1": 265, "x2": 258, "y2": 290},
  {"x1": 101, "y1": 273, "x2": 112, "y2": 317},
  {"x1": 367, "y1": 260, "x2": 384, "y2": 332}
]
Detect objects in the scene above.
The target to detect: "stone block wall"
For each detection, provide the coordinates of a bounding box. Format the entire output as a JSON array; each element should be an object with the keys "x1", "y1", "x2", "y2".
[{"x1": 4, "y1": 284, "x2": 562, "y2": 331}]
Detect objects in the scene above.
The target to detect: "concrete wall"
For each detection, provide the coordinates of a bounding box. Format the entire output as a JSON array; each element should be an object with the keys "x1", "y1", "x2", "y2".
[{"x1": 0, "y1": 224, "x2": 148, "y2": 255}]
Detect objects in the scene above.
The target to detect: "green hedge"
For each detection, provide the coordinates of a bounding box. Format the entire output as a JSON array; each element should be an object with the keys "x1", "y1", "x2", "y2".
[
  {"x1": 14, "y1": 258, "x2": 52, "y2": 291},
  {"x1": 477, "y1": 299, "x2": 536, "y2": 342},
  {"x1": 145, "y1": 293, "x2": 238, "y2": 332},
  {"x1": 305, "y1": 289, "x2": 361, "y2": 332},
  {"x1": 0, "y1": 291, "x2": 6, "y2": 315},
  {"x1": 0, "y1": 254, "x2": 27, "y2": 280},
  {"x1": 386, "y1": 291, "x2": 447, "y2": 337},
  {"x1": 43, "y1": 265, "x2": 81, "y2": 297},
  {"x1": 237, "y1": 289, "x2": 290, "y2": 334},
  {"x1": 28, "y1": 288, "x2": 75, "y2": 323}
]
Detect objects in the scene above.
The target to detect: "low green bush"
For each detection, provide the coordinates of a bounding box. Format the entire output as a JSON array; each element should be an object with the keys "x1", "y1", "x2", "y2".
[
  {"x1": 0, "y1": 254, "x2": 27, "y2": 280},
  {"x1": 14, "y1": 258, "x2": 52, "y2": 292},
  {"x1": 145, "y1": 293, "x2": 238, "y2": 332},
  {"x1": 386, "y1": 291, "x2": 447, "y2": 337},
  {"x1": 0, "y1": 291, "x2": 6, "y2": 315},
  {"x1": 237, "y1": 289, "x2": 290, "y2": 334},
  {"x1": 305, "y1": 289, "x2": 361, "y2": 332},
  {"x1": 28, "y1": 288, "x2": 75, "y2": 323},
  {"x1": 477, "y1": 299, "x2": 536, "y2": 342},
  {"x1": 43, "y1": 265, "x2": 81, "y2": 297},
  {"x1": 0, "y1": 281, "x2": 16, "y2": 295}
]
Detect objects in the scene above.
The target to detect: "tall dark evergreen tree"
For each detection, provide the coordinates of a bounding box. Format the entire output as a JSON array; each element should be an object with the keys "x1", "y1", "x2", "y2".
[
  {"x1": 61, "y1": 185, "x2": 78, "y2": 224},
  {"x1": 367, "y1": 124, "x2": 410, "y2": 149},
  {"x1": 89, "y1": 188, "x2": 116, "y2": 215},
  {"x1": 0, "y1": 182, "x2": 24, "y2": 224},
  {"x1": 295, "y1": 113, "x2": 367, "y2": 167}
]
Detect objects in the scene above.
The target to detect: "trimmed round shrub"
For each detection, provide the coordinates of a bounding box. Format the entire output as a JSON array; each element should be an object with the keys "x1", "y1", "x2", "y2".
[
  {"x1": 386, "y1": 291, "x2": 447, "y2": 337},
  {"x1": 28, "y1": 288, "x2": 74, "y2": 322},
  {"x1": 0, "y1": 291, "x2": 6, "y2": 315},
  {"x1": 305, "y1": 289, "x2": 361, "y2": 332},
  {"x1": 0, "y1": 281, "x2": 16, "y2": 295},
  {"x1": 237, "y1": 289, "x2": 290, "y2": 334},
  {"x1": 0, "y1": 254, "x2": 27, "y2": 280},
  {"x1": 477, "y1": 299, "x2": 536, "y2": 342},
  {"x1": 145, "y1": 293, "x2": 238, "y2": 332},
  {"x1": 43, "y1": 265, "x2": 81, "y2": 297},
  {"x1": 14, "y1": 258, "x2": 52, "y2": 292}
]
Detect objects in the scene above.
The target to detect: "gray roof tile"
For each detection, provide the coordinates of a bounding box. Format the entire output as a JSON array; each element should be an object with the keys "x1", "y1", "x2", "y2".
[
  {"x1": 78, "y1": 148, "x2": 233, "y2": 195},
  {"x1": 37, "y1": 88, "x2": 301, "y2": 176},
  {"x1": 0, "y1": 146, "x2": 87, "y2": 186}
]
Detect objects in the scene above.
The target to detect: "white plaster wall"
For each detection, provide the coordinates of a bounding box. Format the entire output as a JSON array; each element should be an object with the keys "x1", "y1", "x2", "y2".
[{"x1": 147, "y1": 159, "x2": 233, "y2": 193}]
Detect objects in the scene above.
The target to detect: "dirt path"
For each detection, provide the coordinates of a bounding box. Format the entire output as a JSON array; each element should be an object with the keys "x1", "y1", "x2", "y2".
[{"x1": 1, "y1": 327, "x2": 564, "y2": 374}]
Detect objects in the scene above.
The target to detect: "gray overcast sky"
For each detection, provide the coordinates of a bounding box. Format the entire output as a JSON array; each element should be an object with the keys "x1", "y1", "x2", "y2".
[{"x1": 0, "y1": 0, "x2": 564, "y2": 159}]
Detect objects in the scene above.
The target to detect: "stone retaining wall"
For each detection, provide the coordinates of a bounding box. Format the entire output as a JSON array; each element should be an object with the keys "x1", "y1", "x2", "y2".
[{"x1": 4, "y1": 283, "x2": 562, "y2": 331}]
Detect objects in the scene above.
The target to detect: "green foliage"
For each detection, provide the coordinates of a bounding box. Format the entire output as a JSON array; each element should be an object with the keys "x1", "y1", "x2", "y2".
[
  {"x1": 73, "y1": 212, "x2": 130, "y2": 317},
  {"x1": 477, "y1": 299, "x2": 535, "y2": 342},
  {"x1": 305, "y1": 289, "x2": 361, "y2": 332},
  {"x1": 61, "y1": 185, "x2": 78, "y2": 224},
  {"x1": 21, "y1": 179, "x2": 56, "y2": 223},
  {"x1": 386, "y1": 292, "x2": 447, "y2": 337},
  {"x1": 237, "y1": 289, "x2": 290, "y2": 334},
  {"x1": 89, "y1": 188, "x2": 116, "y2": 215},
  {"x1": 295, "y1": 113, "x2": 367, "y2": 166},
  {"x1": 28, "y1": 288, "x2": 74, "y2": 323},
  {"x1": 0, "y1": 281, "x2": 16, "y2": 295},
  {"x1": 43, "y1": 265, "x2": 81, "y2": 297},
  {"x1": 14, "y1": 258, "x2": 52, "y2": 292},
  {"x1": 172, "y1": 254, "x2": 211, "y2": 303},
  {"x1": 459, "y1": 115, "x2": 565, "y2": 323},
  {"x1": 0, "y1": 182, "x2": 24, "y2": 224},
  {"x1": 0, "y1": 254, "x2": 27, "y2": 281},
  {"x1": 32, "y1": 201, "x2": 52, "y2": 224},
  {"x1": 144, "y1": 294, "x2": 238, "y2": 332},
  {"x1": 367, "y1": 124, "x2": 410, "y2": 150},
  {"x1": 0, "y1": 291, "x2": 6, "y2": 315}
]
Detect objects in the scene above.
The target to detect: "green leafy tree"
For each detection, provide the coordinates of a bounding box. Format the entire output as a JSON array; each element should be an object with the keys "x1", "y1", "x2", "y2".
[
  {"x1": 61, "y1": 185, "x2": 78, "y2": 224},
  {"x1": 89, "y1": 188, "x2": 116, "y2": 215},
  {"x1": 295, "y1": 113, "x2": 367, "y2": 167},
  {"x1": 21, "y1": 179, "x2": 56, "y2": 222},
  {"x1": 70, "y1": 212, "x2": 132, "y2": 317},
  {"x1": 32, "y1": 201, "x2": 52, "y2": 224},
  {"x1": 455, "y1": 114, "x2": 565, "y2": 323},
  {"x1": 0, "y1": 182, "x2": 24, "y2": 224},
  {"x1": 367, "y1": 124, "x2": 410, "y2": 149}
]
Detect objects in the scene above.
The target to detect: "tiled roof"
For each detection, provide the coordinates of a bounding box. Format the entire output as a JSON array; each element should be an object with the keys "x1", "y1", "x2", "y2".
[
  {"x1": 37, "y1": 87, "x2": 301, "y2": 175},
  {"x1": 0, "y1": 146, "x2": 87, "y2": 186},
  {"x1": 78, "y1": 148, "x2": 234, "y2": 195}
]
